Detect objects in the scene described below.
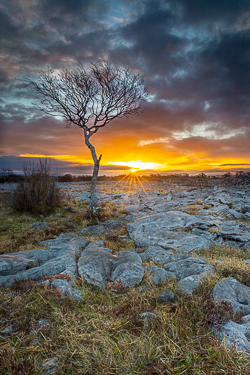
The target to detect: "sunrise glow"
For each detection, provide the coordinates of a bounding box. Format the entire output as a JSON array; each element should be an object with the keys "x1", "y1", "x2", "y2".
[{"x1": 108, "y1": 160, "x2": 165, "y2": 171}]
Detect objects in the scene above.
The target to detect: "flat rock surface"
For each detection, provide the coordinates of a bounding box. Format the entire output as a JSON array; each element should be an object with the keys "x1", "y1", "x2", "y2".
[{"x1": 163, "y1": 257, "x2": 214, "y2": 281}]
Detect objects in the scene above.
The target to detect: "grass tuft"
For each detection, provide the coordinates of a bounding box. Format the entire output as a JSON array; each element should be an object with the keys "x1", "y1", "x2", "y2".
[{"x1": 184, "y1": 205, "x2": 201, "y2": 215}]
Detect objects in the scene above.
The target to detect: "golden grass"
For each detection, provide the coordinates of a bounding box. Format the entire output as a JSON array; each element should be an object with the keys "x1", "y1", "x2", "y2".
[
  {"x1": 183, "y1": 205, "x2": 201, "y2": 215},
  {"x1": 1, "y1": 274, "x2": 250, "y2": 374},
  {"x1": 0, "y1": 198, "x2": 89, "y2": 254},
  {"x1": 197, "y1": 244, "x2": 250, "y2": 286},
  {"x1": 1, "y1": 194, "x2": 250, "y2": 373},
  {"x1": 0, "y1": 196, "x2": 126, "y2": 254}
]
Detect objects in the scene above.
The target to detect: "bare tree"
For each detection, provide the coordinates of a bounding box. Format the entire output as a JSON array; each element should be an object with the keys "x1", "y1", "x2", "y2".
[
  {"x1": 28, "y1": 59, "x2": 147, "y2": 215},
  {"x1": 29, "y1": 59, "x2": 148, "y2": 215}
]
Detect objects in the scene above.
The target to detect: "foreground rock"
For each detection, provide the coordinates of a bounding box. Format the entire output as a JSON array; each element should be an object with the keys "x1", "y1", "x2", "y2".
[
  {"x1": 177, "y1": 274, "x2": 205, "y2": 295},
  {"x1": 141, "y1": 244, "x2": 214, "y2": 292},
  {"x1": 215, "y1": 221, "x2": 250, "y2": 249},
  {"x1": 144, "y1": 265, "x2": 175, "y2": 285},
  {"x1": 163, "y1": 256, "x2": 214, "y2": 280},
  {"x1": 212, "y1": 277, "x2": 250, "y2": 315},
  {"x1": 50, "y1": 279, "x2": 83, "y2": 300},
  {"x1": 0, "y1": 234, "x2": 89, "y2": 287},
  {"x1": 152, "y1": 289, "x2": 176, "y2": 303},
  {"x1": 214, "y1": 320, "x2": 250, "y2": 352},
  {"x1": 78, "y1": 247, "x2": 144, "y2": 290}
]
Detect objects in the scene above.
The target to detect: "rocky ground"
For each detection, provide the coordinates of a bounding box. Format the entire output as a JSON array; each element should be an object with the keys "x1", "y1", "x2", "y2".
[{"x1": 1, "y1": 177, "x2": 250, "y2": 373}]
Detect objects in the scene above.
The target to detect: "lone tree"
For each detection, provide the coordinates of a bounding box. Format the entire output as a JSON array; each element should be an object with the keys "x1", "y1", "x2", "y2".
[{"x1": 29, "y1": 59, "x2": 147, "y2": 214}]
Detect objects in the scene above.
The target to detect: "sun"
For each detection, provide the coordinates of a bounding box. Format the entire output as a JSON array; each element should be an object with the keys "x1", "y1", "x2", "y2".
[{"x1": 108, "y1": 160, "x2": 165, "y2": 171}]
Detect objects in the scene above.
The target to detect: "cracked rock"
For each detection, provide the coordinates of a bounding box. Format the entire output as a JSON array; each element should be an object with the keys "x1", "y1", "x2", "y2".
[
  {"x1": 177, "y1": 274, "x2": 205, "y2": 295},
  {"x1": 78, "y1": 249, "x2": 144, "y2": 290},
  {"x1": 164, "y1": 257, "x2": 214, "y2": 280}
]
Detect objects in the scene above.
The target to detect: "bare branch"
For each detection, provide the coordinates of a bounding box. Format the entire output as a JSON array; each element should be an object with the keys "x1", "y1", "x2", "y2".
[{"x1": 28, "y1": 59, "x2": 148, "y2": 132}]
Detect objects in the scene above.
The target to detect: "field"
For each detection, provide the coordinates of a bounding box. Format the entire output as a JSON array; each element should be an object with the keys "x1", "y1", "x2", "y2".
[{"x1": 0, "y1": 177, "x2": 250, "y2": 374}]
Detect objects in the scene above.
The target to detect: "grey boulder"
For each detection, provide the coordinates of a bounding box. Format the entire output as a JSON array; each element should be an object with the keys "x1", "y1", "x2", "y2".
[
  {"x1": 78, "y1": 249, "x2": 144, "y2": 290},
  {"x1": 214, "y1": 320, "x2": 250, "y2": 352},
  {"x1": 0, "y1": 255, "x2": 35, "y2": 276},
  {"x1": 0, "y1": 235, "x2": 89, "y2": 287},
  {"x1": 111, "y1": 263, "x2": 145, "y2": 288},
  {"x1": 51, "y1": 279, "x2": 83, "y2": 300},
  {"x1": 127, "y1": 211, "x2": 207, "y2": 236},
  {"x1": 164, "y1": 257, "x2": 214, "y2": 281},
  {"x1": 177, "y1": 274, "x2": 205, "y2": 295},
  {"x1": 212, "y1": 277, "x2": 250, "y2": 314},
  {"x1": 139, "y1": 246, "x2": 173, "y2": 263},
  {"x1": 217, "y1": 221, "x2": 250, "y2": 243},
  {"x1": 144, "y1": 265, "x2": 175, "y2": 285},
  {"x1": 152, "y1": 289, "x2": 176, "y2": 303},
  {"x1": 133, "y1": 230, "x2": 212, "y2": 252},
  {"x1": 102, "y1": 220, "x2": 126, "y2": 230}
]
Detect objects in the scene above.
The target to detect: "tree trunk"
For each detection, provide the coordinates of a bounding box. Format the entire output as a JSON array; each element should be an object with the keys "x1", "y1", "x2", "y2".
[
  {"x1": 90, "y1": 154, "x2": 102, "y2": 215},
  {"x1": 83, "y1": 128, "x2": 102, "y2": 216}
]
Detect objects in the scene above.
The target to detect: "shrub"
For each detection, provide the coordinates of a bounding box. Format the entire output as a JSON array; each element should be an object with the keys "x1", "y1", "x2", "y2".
[{"x1": 10, "y1": 159, "x2": 62, "y2": 215}]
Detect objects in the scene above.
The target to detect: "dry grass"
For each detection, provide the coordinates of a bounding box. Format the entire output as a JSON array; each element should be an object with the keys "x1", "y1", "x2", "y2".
[
  {"x1": 10, "y1": 159, "x2": 62, "y2": 215},
  {"x1": 83, "y1": 201, "x2": 127, "y2": 225},
  {"x1": 203, "y1": 204, "x2": 211, "y2": 210},
  {"x1": 183, "y1": 205, "x2": 201, "y2": 215},
  {"x1": 197, "y1": 244, "x2": 250, "y2": 287},
  {"x1": 1, "y1": 191, "x2": 250, "y2": 373},
  {"x1": 0, "y1": 194, "x2": 127, "y2": 254},
  {"x1": 0, "y1": 197, "x2": 89, "y2": 254},
  {"x1": 1, "y1": 274, "x2": 250, "y2": 374}
]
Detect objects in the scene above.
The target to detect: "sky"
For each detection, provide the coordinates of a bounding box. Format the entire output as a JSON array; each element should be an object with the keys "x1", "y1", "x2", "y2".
[{"x1": 0, "y1": 0, "x2": 250, "y2": 176}]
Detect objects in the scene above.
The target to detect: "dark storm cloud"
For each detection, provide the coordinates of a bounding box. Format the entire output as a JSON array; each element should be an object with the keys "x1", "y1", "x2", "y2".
[
  {"x1": 169, "y1": 0, "x2": 250, "y2": 25},
  {"x1": 0, "y1": 0, "x2": 250, "y2": 173},
  {"x1": 116, "y1": 0, "x2": 250, "y2": 129}
]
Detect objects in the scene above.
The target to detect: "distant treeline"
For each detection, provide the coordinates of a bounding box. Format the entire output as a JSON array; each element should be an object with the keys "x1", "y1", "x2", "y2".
[{"x1": 0, "y1": 168, "x2": 250, "y2": 183}]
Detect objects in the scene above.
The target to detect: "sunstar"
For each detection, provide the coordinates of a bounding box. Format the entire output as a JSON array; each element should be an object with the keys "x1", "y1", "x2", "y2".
[{"x1": 108, "y1": 160, "x2": 165, "y2": 171}]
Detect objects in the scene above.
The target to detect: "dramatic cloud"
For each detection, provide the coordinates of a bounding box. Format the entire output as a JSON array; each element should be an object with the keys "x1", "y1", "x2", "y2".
[{"x1": 0, "y1": 0, "x2": 250, "y2": 174}]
